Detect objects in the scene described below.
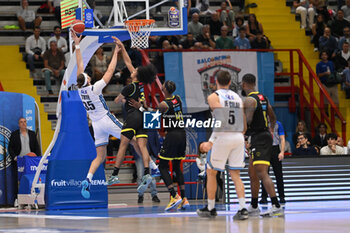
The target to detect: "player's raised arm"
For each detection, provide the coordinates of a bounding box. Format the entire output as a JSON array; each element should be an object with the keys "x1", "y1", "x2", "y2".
[
  {"x1": 114, "y1": 93, "x2": 125, "y2": 104},
  {"x1": 101, "y1": 36, "x2": 121, "y2": 85},
  {"x1": 115, "y1": 38, "x2": 136, "y2": 73},
  {"x1": 71, "y1": 30, "x2": 84, "y2": 75}
]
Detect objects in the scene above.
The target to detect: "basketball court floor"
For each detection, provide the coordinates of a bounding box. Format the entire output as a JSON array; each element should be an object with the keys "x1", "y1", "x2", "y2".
[{"x1": 0, "y1": 199, "x2": 350, "y2": 233}]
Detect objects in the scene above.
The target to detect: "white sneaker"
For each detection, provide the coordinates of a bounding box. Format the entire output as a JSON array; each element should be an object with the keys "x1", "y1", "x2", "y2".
[
  {"x1": 260, "y1": 205, "x2": 284, "y2": 217},
  {"x1": 247, "y1": 205, "x2": 260, "y2": 216}
]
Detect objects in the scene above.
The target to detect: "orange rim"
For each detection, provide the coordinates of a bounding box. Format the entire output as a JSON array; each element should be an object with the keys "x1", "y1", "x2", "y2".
[{"x1": 125, "y1": 19, "x2": 155, "y2": 32}]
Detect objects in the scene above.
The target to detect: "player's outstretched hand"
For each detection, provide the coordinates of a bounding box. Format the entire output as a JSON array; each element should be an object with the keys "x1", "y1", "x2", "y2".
[
  {"x1": 128, "y1": 99, "x2": 142, "y2": 109},
  {"x1": 112, "y1": 36, "x2": 124, "y2": 48},
  {"x1": 71, "y1": 29, "x2": 82, "y2": 45}
]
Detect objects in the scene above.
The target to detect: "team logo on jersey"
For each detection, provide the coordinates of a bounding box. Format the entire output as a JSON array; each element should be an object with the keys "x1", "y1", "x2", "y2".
[
  {"x1": 257, "y1": 94, "x2": 265, "y2": 101},
  {"x1": 143, "y1": 110, "x2": 161, "y2": 129},
  {"x1": 171, "y1": 98, "x2": 178, "y2": 104}
]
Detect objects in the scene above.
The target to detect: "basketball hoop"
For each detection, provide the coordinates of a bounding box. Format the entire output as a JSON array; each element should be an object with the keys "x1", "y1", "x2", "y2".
[{"x1": 125, "y1": 19, "x2": 155, "y2": 49}]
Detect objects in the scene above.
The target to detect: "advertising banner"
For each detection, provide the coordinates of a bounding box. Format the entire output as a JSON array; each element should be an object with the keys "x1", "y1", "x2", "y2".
[
  {"x1": 164, "y1": 51, "x2": 274, "y2": 113},
  {"x1": 0, "y1": 92, "x2": 35, "y2": 205}
]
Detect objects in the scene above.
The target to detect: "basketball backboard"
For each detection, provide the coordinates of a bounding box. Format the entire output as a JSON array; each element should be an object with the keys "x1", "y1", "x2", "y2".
[{"x1": 80, "y1": 0, "x2": 187, "y2": 41}]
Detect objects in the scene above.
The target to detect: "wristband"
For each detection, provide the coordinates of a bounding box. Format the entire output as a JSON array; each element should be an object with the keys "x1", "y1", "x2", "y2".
[
  {"x1": 139, "y1": 106, "x2": 145, "y2": 112},
  {"x1": 75, "y1": 45, "x2": 80, "y2": 49}
]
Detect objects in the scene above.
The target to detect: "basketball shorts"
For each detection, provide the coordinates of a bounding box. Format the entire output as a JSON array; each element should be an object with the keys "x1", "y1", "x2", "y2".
[
  {"x1": 207, "y1": 132, "x2": 245, "y2": 171},
  {"x1": 121, "y1": 109, "x2": 148, "y2": 140},
  {"x1": 250, "y1": 131, "x2": 273, "y2": 166},
  {"x1": 159, "y1": 129, "x2": 186, "y2": 160},
  {"x1": 92, "y1": 112, "x2": 122, "y2": 147}
]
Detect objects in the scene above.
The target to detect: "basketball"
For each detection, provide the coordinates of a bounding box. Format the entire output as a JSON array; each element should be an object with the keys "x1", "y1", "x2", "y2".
[
  {"x1": 26, "y1": 152, "x2": 37, "y2": 157},
  {"x1": 71, "y1": 19, "x2": 85, "y2": 34}
]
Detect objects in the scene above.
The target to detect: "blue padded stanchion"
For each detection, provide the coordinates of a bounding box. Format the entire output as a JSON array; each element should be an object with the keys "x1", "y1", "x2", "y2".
[{"x1": 45, "y1": 90, "x2": 108, "y2": 210}]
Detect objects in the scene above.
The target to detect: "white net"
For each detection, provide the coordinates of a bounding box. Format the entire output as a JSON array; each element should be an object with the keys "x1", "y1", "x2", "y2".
[{"x1": 125, "y1": 19, "x2": 155, "y2": 49}]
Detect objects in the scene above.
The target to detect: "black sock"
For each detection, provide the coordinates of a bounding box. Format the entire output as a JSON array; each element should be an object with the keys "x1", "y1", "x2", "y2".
[
  {"x1": 251, "y1": 198, "x2": 258, "y2": 208},
  {"x1": 144, "y1": 167, "x2": 150, "y2": 176},
  {"x1": 271, "y1": 196, "x2": 280, "y2": 208},
  {"x1": 169, "y1": 188, "x2": 177, "y2": 198},
  {"x1": 180, "y1": 189, "x2": 185, "y2": 198},
  {"x1": 112, "y1": 167, "x2": 119, "y2": 176}
]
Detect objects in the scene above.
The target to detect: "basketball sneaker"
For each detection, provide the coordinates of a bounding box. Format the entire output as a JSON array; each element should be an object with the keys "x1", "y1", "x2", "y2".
[
  {"x1": 247, "y1": 205, "x2": 260, "y2": 216},
  {"x1": 260, "y1": 205, "x2": 284, "y2": 217},
  {"x1": 151, "y1": 167, "x2": 161, "y2": 177},
  {"x1": 196, "y1": 206, "x2": 217, "y2": 218},
  {"x1": 81, "y1": 179, "x2": 91, "y2": 199},
  {"x1": 137, "y1": 174, "x2": 152, "y2": 193},
  {"x1": 233, "y1": 208, "x2": 249, "y2": 220},
  {"x1": 107, "y1": 175, "x2": 120, "y2": 185},
  {"x1": 165, "y1": 194, "x2": 182, "y2": 211},
  {"x1": 177, "y1": 197, "x2": 190, "y2": 210}
]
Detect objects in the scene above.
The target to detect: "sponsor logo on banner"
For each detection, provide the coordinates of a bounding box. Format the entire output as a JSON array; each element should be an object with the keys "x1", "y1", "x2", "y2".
[
  {"x1": 84, "y1": 9, "x2": 94, "y2": 28},
  {"x1": 50, "y1": 179, "x2": 107, "y2": 187},
  {"x1": 168, "y1": 7, "x2": 180, "y2": 28},
  {"x1": 0, "y1": 125, "x2": 11, "y2": 171},
  {"x1": 197, "y1": 55, "x2": 242, "y2": 104},
  {"x1": 143, "y1": 111, "x2": 161, "y2": 129},
  {"x1": 143, "y1": 111, "x2": 222, "y2": 130}
]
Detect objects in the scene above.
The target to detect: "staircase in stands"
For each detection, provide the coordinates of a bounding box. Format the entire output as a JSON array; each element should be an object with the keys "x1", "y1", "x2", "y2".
[
  {"x1": 0, "y1": 46, "x2": 53, "y2": 150},
  {"x1": 248, "y1": 0, "x2": 350, "y2": 139}
]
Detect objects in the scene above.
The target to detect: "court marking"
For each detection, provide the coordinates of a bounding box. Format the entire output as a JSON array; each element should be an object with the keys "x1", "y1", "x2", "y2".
[{"x1": 0, "y1": 213, "x2": 109, "y2": 220}]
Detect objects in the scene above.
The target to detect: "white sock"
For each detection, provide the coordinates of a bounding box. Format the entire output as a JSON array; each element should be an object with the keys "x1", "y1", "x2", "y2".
[
  {"x1": 149, "y1": 160, "x2": 157, "y2": 170},
  {"x1": 238, "y1": 198, "x2": 246, "y2": 210},
  {"x1": 87, "y1": 173, "x2": 93, "y2": 182},
  {"x1": 208, "y1": 199, "x2": 215, "y2": 211}
]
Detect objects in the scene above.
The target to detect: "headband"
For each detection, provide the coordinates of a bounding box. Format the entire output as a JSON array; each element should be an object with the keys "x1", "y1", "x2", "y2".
[{"x1": 82, "y1": 73, "x2": 88, "y2": 87}]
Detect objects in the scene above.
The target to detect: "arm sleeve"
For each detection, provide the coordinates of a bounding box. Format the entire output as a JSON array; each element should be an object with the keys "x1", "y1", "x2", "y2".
[
  {"x1": 28, "y1": 10, "x2": 36, "y2": 22},
  {"x1": 61, "y1": 38, "x2": 68, "y2": 53},
  {"x1": 25, "y1": 37, "x2": 34, "y2": 55},
  {"x1": 277, "y1": 121, "x2": 285, "y2": 136},
  {"x1": 41, "y1": 38, "x2": 46, "y2": 55},
  {"x1": 8, "y1": 133, "x2": 17, "y2": 159},
  {"x1": 316, "y1": 62, "x2": 322, "y2": 75},
  {"x1": 47, "y1": 37, "x2": 53, "y2": 49},
  {"x1": 92, "y1": 79, "x2": 107, "y2": 95}
]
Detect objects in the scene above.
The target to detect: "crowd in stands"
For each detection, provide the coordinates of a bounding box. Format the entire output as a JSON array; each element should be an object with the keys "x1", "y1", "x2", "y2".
[
  {"x1": 20, "y1": 0, "x2": 270, "y2": 94},
  {"x1": 292, "y1": 121, "x2": 350, "y2": 156},
  {"x1": 17, "y1": 0, "x2": 350, "y2": 157}
]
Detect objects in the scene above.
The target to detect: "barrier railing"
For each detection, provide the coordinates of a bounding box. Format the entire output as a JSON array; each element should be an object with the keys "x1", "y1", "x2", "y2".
[
  {"x1": 141, "y1": 48, "x2": 347, "y2": 142},
  {"x1": 105, "y1": 154, "x2": 198, "y2": 187}
]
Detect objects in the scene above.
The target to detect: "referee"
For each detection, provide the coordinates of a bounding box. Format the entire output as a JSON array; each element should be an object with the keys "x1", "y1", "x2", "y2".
[{"x1": 260, "y1": 120, "x2": 286, "y2": 205}]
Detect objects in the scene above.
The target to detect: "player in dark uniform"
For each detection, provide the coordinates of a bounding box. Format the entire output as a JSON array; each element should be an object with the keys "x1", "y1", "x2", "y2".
[
  {"x1": 158, "y1": 80, "x2": 189, "y2": 211},
  {"x1": 107, "y1": 39, "x2": 157, "y2": 194},
  {"x1": 241, "y1": 73, "x2": 284, "y2": 217}
]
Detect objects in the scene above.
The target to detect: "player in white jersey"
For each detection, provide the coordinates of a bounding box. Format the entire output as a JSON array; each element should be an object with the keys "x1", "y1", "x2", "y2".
[
  {"x1": 71, "y1": 31, "x2": 142, "y2": 199},
  {"x1": 197, "y1": 70, "x2": 248, "y2": 220}
]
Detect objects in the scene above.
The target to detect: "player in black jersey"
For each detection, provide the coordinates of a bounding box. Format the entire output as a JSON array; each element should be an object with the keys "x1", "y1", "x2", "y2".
[
  {"x1": 108, "y1": 39, "x2": 157, "y2": 194},
  {"x1": 158, "y1": 80, "x2": 189, "y2": 211},
  {"x1": 241, "y1": 73, "x2": 284, "y2": 217}
]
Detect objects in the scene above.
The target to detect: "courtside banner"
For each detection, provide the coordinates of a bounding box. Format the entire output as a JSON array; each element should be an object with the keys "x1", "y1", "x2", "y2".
[
  {"x1": 164, "y1": 51, "x2": 274, "y2": 113},
  {"x1": 0, "y1": 92, "x2": 35, "y2": 205},
  {"x1": 17, "y1": 156, "x2": 47, "y2": 182},
  {"x1": 61, "y1": 0, "x2": 87, "y2": 29}
]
